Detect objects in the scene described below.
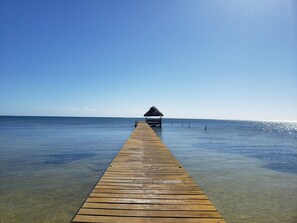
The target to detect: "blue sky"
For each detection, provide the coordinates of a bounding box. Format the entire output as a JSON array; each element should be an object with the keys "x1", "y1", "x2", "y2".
[{"x1": 0, "y1": 0, "x2": 296, "y2": 120}]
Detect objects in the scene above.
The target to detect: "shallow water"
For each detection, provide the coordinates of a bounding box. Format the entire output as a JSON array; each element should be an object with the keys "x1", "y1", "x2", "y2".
[
  {"x1": 157, "y1": 120, "x2": 297, "y2": 223},
  {"x1": 0, "y1": 117, "x2": 133, "y2": 223},
  {"x1": 0, "y1": 117, "x2": 296, "y2": 223}
]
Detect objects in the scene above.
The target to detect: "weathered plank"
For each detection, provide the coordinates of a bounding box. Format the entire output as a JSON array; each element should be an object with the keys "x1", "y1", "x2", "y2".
[
  {"x1": 82, "y1": 203, "x2": 217, "y2": 211},
  {"x1": 73, "y1": 215, "x2": 225, "y2": 223},
  {"x1": 78, "y1": 209, "x2": 222, "y2": 218},
  {"x1": 72, "y1": 123, "x2": 225, "y2": 223},
  {"x1": 91, "y1": 189, "x2": 205, "y2": 195}
]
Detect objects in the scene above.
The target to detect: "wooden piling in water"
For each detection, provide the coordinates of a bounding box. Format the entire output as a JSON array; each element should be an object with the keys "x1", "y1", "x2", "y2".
[{"x1": 72, "y1": 122, "x2": 225, "y2": 223}]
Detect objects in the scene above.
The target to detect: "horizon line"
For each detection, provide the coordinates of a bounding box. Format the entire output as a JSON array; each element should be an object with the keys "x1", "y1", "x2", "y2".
[{"x1": 0, "y1": 114, "x2": 296, "y2": 123}]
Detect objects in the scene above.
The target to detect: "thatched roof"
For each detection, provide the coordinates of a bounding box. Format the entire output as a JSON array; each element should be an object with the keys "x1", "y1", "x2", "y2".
[{"x1": 144, "y1": 106, "x2": 164, "y2": 117}]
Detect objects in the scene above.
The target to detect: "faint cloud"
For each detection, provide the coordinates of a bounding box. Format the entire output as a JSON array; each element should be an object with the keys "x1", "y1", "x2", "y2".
[
  {"x1": 34, "y1": 106, "x2": 49, "y2": 110},
  {"x1": 33, "y1": 105, "x2": 97, "y2": 115},
  {"x1": 132, "y1": 110, "x2": 144, "y2": 116},
  {"x1": 59, "y1": 106, "x2": 79, "y2": 111},
  {"x1": 84, "y1": 107, "x2": 96, "y2": 111}
]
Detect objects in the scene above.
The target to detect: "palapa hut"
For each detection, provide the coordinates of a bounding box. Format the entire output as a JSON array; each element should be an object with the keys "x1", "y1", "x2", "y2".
[{"x1": 143, "y1": 106, "x2": 164, "y2": 127}]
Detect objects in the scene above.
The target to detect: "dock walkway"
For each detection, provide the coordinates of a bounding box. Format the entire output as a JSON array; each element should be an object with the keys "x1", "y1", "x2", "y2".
[{"x1": 72, "y1": 123, "x2": 225, "y2": 223}]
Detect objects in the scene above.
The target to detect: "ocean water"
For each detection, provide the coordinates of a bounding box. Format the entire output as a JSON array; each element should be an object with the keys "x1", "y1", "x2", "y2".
[{"x1": 0, "y1": 116, "x2": 296, "y2": 223}]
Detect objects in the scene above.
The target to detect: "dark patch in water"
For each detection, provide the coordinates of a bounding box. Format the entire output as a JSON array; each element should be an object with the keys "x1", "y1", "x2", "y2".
[
  {"x1": 43, "y1": 152, "x2": 96, "y2": 165},
  {"x1": 235, "y1": 147, "x2": 297, "y2": 174},
  {"x1": 194, "y1": 143, "x2": 297, "y2": 174},
  {"x1": 262, "y1": 163, "x2": 297, "y2": 174}
]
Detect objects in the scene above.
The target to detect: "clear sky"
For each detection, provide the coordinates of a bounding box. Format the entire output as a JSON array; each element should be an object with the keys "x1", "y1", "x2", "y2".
[{"x1": 0, "y1": 0, "x2": 296, "y2": 120}]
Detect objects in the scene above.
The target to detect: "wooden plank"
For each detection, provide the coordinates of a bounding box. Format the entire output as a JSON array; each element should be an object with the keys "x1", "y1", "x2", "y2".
[
  {"x1": 78, "y1": 208, "x2": 222, "y2": 218},
  {"x1": 89, "y1": 193, "x2": 209, "y2": 200},
  {"x1": 95, "y1": 185, "x2": 201, "y2": 190},
  {"x1": 82, "y1": 203, "x2": 217, "y2": 211},
  {"x1": 91, "y1": 189, "x2": 205, "y2": 195},
  {"x1": 102, "y1": 174, "x2": 191, "y2": 178},
  {"x1": 86, "y1": 197, "x2": 212, "y2": 205},
  {"x1": 73, "y1": 215, "x2": 225, "y2": 223},
  {"x1": 72, "y1": 123, "x2": 225, "y2": 223},
  {"x1": 98, "y1": 179, "x2": 196, "y2": 184}
]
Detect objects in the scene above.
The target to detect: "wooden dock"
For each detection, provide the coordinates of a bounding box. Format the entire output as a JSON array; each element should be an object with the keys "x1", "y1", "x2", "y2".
[{"x1": 72, "y1": 123, "x2": 225, "y2": 223}]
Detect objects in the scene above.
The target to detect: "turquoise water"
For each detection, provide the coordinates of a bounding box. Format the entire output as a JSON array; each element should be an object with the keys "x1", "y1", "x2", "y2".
[{"x1": 0, "y1": 116, "x2": 296, "y2": 223}]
